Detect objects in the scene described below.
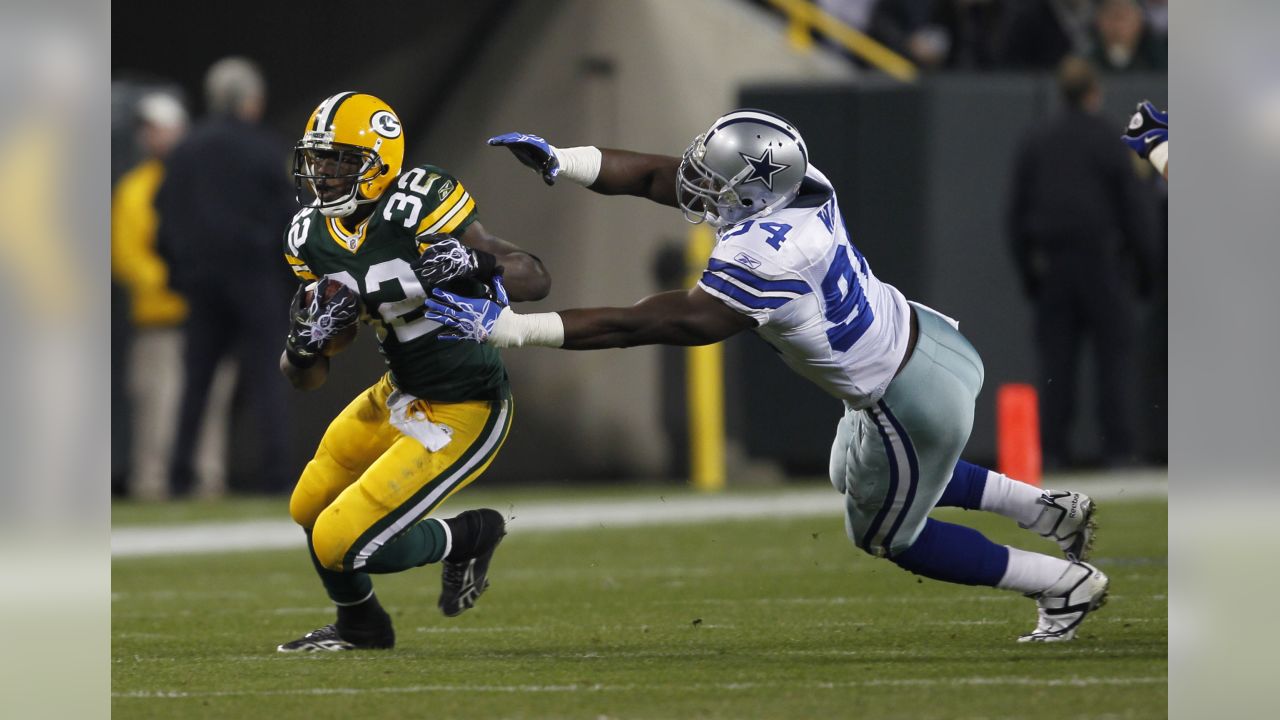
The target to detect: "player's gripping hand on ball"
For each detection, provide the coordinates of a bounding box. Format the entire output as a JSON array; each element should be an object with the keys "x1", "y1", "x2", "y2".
[
  {"x1": 284, "y1": 277, "x2": 361, "y2": 368},
  {"x1": 410, "y1": 235, "x2": 501, "y2": 288}
]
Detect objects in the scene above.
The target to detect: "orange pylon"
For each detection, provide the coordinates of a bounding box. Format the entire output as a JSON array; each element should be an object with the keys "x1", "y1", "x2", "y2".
[{"x1": 997, "y1": 383, "x2": 1042, "y2": 486}]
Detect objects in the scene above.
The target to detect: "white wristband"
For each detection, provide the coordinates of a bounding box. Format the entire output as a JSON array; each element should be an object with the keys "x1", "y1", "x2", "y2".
[
  {"x1": 1149, "y1": 142, "x2": 1169, "y2": 176},
  {"x1": 488, "y1": 308, "x2": 565, "y2": 348},
  {"x1": 553, "y1": 145, "x2": 602, "y2": 186}
]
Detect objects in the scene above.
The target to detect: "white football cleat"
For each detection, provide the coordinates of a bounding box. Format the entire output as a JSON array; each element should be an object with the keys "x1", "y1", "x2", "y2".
[
  {"x1": 1018, "y1": 561, "x2": 1109, "y2": 643},
  {"x1": 1024, "y1": 490, "x2": 1096, "y2": 561}
]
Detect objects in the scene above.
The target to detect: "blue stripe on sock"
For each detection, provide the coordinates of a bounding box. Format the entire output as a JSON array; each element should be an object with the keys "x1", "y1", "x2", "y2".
[
  {"x1": 877, "y1": 402, "x2": 919, "y2": 551},
  {"x1": 937, "y1": 460, "x2": 989, "y2": 510},
  {"x1": 889, "y1": 519, "x2": 1010, "y2": 587}
]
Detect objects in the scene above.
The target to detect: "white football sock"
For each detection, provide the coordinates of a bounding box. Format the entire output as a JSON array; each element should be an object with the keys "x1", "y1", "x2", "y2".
[
  {"x1": 997, "y1": 546, "x2": 1074, "y2": 594},
  {"x1": 978, "y1": 471, "x2": 1045, "y2": 526}
]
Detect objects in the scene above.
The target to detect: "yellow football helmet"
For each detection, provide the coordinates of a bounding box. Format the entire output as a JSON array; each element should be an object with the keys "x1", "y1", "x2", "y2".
[{"x1": 293, "y1": 92, "x2": 405, "y2": 217}]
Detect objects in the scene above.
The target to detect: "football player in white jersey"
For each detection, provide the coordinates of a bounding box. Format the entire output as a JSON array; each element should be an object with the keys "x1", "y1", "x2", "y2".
[{"x1": 428, "y1": 110, "x2": 1108, "y2": 642}]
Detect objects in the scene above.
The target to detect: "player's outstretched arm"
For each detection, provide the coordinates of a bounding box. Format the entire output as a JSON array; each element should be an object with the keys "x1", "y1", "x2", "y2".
[
  {"x1": 425, "y1": 284, "x2": 754, "y2": 350},
  {"x1": 488, "y1": 132, "x2": 680, "y2": 208},
  {"x1": 557, "y1": 288, "x2": 752, "y2": 349},
  {"x1": 588, "y1": 149, "x2": 681, "y2": 208}
]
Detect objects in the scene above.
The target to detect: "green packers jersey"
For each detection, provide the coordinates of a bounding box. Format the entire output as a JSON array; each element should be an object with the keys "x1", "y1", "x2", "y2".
[{"x1": 282, "y1": 164, "x2": 509, "y2": 401}]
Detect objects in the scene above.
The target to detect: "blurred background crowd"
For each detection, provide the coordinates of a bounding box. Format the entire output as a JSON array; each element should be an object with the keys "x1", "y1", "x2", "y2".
[
  {"x1": 110, "y1": 0, "x2": 1166, "y2": 500},
  {"x1": 793, "y1": 0, "x2": 1166, "y2": 73}
]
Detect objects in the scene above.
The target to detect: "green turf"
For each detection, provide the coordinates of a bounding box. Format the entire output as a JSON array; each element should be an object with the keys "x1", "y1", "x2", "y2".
[
  {"x1": 112, "y1": 498, "x2": 1167, "y2": 719},
  {"x1": 111, "y1": 483, "x2": 766, "y2": 526}
]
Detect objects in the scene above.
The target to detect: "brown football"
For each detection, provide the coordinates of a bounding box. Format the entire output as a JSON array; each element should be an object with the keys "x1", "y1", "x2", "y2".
[{"x1": 304, "y1": 281, "x2": 360, "y2": 356}]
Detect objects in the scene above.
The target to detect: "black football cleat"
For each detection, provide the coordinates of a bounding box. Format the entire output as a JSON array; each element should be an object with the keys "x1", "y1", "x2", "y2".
[
  {"x1": 276, "y1": 622, "x2": 395, "y2": 653},
  {"x1": 439, "y1": 509, "x2": 507, "y2": 617}
]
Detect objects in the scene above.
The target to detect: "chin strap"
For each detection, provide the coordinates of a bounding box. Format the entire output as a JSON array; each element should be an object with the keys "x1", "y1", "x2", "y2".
[{"x1": 319, "y1": 199, "x2": 357, "y2": 218}]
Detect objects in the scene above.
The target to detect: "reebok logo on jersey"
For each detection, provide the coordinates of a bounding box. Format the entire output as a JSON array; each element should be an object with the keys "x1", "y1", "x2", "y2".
[
  {"x1": 438, "y1": 179, "x2": 455, "y2": 201},
  {"x1": 734, "y1": 252, "x2": 762, "y2": 270}
]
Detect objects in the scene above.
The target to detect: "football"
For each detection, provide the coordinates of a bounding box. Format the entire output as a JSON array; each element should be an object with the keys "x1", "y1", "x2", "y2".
[{"x1": 304, "y1": 280, "x2": 360, "y2": 356}]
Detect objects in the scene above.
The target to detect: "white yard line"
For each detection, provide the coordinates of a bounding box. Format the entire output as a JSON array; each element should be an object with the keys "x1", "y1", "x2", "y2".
[
  {"x1": 113, "y1": 675, "x2": 1166, "y2": 699},
  {"x1": 112, "y1": 475, "x2": 1166, "y2": 558}
]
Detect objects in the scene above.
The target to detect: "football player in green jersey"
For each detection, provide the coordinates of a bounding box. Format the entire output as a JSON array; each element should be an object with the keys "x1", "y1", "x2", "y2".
[{"x1": 275, "y1": 92, "x2": 550, "y2": 652}]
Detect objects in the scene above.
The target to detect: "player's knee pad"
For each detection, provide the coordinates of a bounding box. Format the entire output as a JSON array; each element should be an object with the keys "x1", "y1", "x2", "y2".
[
  {"x1": 852, "y1": 531, "x2": 915, "y2": 559},
  {"x1": 843, "y1": 491, "x2": 921, "y2": 559},
  {"x1": 288, "y1": 460, "x2": 331, "y2": 529},
  {"x1": 309, "y1": 512, "x2": 357, "y2": 572},
  {"x1": 829, "y1": 417, "x2": 855, "y2": 495},
  {"x1": 847, "y1": 527, "x2": 896, "y2": 559}
]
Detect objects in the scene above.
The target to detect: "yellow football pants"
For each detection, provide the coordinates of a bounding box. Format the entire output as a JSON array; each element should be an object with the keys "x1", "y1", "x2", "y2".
[{"x1": 289, "y1": 374, "x2": 512, "y2": 572}]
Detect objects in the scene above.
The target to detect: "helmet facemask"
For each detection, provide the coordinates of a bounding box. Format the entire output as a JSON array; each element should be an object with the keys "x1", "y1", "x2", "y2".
[
  {"x1": 293, "y1": 132, "x2": 385, "y2": 218},
  {"x1": 679, "y1": 135, "x2": 733, "y2": 227}
]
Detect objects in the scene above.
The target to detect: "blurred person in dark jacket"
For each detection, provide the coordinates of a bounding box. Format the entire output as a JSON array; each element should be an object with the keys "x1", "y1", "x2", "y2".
[
  {"x1": 1000, "y1": 0, "x2": 1094, "y2": 69},
  {"x1": 869, "y1": 0, "x2": 1006, "y2": 71},
  {"x1": 155, "y1": 56, "x2": 296, "y2": 496},
  {"x1": 1007, "y1": 57, "x2": 1156, "y2": 469},
  {"x1": 1090, "y1": 0, "x2": 1167, "y2": 72}
]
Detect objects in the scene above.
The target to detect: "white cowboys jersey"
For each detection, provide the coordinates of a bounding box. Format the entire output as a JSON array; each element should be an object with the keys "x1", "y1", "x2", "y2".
[{"x1": 697, "y1": 165, "x2": 912, "y2": 409}]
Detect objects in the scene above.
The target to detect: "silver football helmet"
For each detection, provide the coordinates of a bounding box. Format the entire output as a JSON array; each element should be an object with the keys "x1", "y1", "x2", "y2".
[{"x1": 678, "y1": 109, "x2": 809, "y2": 228}]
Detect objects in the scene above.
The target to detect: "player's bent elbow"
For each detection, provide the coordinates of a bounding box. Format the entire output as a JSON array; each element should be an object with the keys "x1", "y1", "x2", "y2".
[
  {"x1": 279, "y1": 351, "x2": 303, "y2": 386},
  {"x1": 279, "y1": 352, "x2": 328, "y2": 391},
  {"x1": 526, "y1": 272, "x2": 552, "y2": 302},
  {"x1": 514, "y1": 266, "x2": 552, "y2": 302}
]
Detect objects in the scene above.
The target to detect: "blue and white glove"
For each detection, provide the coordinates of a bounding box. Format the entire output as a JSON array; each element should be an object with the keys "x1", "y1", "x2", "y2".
[
  {"x1": 1122, "y1": 101, "x2": 1168, "y2": 159},
  {"x1": 488, "y1": 132, "x2": 560, "y2": 185},
  {"x1": 425, "y1": 276, "x2": 511, "y2": 344}
]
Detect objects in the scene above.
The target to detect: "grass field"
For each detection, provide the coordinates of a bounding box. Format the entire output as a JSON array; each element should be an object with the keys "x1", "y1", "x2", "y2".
[{"x1": 112, "y1": 489, "x2": 1167, "y2": 719}]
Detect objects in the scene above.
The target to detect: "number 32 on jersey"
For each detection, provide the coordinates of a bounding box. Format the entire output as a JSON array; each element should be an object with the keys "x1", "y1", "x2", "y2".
[{"x1": 327, "y1": 260, "x2": 439, "y2": 343}]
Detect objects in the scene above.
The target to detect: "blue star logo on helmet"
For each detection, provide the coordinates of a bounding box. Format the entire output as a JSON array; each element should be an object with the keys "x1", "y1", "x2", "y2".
[{"x1": 739, "y1": 147, "x2": 788, "y2": 191}]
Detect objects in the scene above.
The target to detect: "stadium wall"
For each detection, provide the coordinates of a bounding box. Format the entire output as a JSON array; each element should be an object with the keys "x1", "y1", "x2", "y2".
[
  {"x1": 407, "y1": 0, "x2": 857, "y2": 481},
  {"x1": 113, "y1": 0, "x2": 1163, "y2": 484},
  {"x1": 289, "y1": 4, "x2": 1164, "y2": 482}
]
